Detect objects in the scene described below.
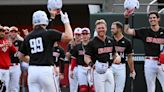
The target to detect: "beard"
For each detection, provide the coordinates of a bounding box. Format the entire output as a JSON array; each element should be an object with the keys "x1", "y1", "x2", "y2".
[
  {"x1": 97, "y1": 31, "x2": 106, "y2": 37},
  {"x1": 0, "y1": 34, "x2": 5, "y2": 39}
]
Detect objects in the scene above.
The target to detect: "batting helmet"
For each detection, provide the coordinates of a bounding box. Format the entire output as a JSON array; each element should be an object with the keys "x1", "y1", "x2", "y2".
[
  {"x1": 124, "y1": 0, "x2": 140, "y2": 10},
  {"x1": 47, "y1": 0, "x2": 63, "y2": 11},
  {"x1": 32, "y1": 10, "x2": 49, "y2": 26}
]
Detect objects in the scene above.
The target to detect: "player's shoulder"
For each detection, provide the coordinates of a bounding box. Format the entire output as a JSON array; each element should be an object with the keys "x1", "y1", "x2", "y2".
[
  {"x1": 106, "y1": 36, "x2": 114, "y2": 41},
  {"x1": 47, "y1": 29, "x2": 61, "y2": 33},
  {"x1": 123, "y1": 36, "x2": 131, "y2": 42},
  {"x1": 160, "y1": 27, "x2": 164, "y2": 30}
]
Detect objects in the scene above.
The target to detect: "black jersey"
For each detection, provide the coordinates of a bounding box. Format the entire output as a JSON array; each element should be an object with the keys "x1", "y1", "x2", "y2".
[
  {"x1": 66, "y1": 43, "x2": 73, "y2": 55},
  {"x1": 71, "y1": 42, "x2": 87, "y2": 66},
  {"x1": 52, "y1": 46, "x2": 65, "y2": 67},
  {"x1": 10, "y1": 40, "x2": 22, "y2": 63},
  {"x1": 19, "y1": 29, "x2": 62, "y2": 66},
  {"x1": 134, "y1": 27, "x2": 164, "y2": 56},
  {"x1": 113, "y1": 37, "x2": 133, "y2": 63},
  {"x1": 85, "y1": 36, "x2": 115, "y2": 64}
]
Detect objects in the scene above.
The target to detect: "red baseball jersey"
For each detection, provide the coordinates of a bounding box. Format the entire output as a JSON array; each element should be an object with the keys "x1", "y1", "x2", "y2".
[{"x1": 0, "y1": 39, "x2": 17, "y2": 69}]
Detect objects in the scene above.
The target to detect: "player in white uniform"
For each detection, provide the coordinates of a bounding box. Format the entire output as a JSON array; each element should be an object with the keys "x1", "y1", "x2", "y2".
[
  {"x1": 69, "y1": 27, "x2": 82, "y2": 92},
  {"x1": 0, "y1": 26, "x2": 17, "y2": 92},
  {"x1": 84, "y1": 19, "x2": 121, "y2": 92},
  {"x1": 9, "y1": 26, "x2": 23, "y2": 92},
  {"x1": 111, "y1": 21, "x2": 135, "y2": 92},
  {"x1": 18, "y1": 10, "x2": 73, "y2": 92},
  {"x1": 124, "y1": 10, "x2": 164, "y2": 92},
  {"x1": 71, "y1": 27, "x2": 94, "y2": 92}
]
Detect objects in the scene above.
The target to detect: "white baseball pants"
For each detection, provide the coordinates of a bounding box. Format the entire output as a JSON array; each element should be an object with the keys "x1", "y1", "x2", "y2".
[
  {"x1": 144, "y1": 59, "x2": 164, "y2": 92},
  {"x1": 94, "y1": 61, "x2": 114, "y2": 92},
  {"x1": 68, "y1": 66, "x2": 78, "y2": 92},
  {"x1": 111, "y1": 63, "x2": 126, "y2": 92},
  {"x1": 0, "y1": 69, "x2": 10, "y2": 92},
  {"x1": 77, "y1": 65, "x2": 93, "y2": 86},
  {"x1": 9, "y1": 64, "x2": 21, "y2": 92},
  {"x1": 28, "y1": 66, "x2": 57, "y2": 92}
]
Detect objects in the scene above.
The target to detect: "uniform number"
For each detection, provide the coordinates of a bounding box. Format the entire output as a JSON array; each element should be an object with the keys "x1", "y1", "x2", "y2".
[{"x1": 29, "y1": 37, "x2": 44, "y2": 54}]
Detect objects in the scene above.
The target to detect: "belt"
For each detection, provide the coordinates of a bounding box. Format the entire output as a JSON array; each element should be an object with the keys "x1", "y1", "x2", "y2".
[
  {"x1": 146, "y1": 56, "x2": 161, "y2": 65},
  {"x1": 0, "y1": 66, "x2": 9, "y2": 70},
  {"x1": 145, "y1": 56, "x2": 159, "y2": 61},
  {"x1": 10, "y1": 63, "x2": 19, "y2": 66}
]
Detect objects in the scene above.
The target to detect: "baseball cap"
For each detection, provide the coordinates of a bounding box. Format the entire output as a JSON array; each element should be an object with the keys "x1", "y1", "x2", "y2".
[
  {"x1": 3, "y1": 26, "x2": 10, "y2": 31},
  {"x1": 32, "y1": 10, "x2": 49, "y2": 26},
  {"x1": 47, "y1": 0, "x2": 63, "y2": 11},
  {"x1": 74, "y1": 27, "x2": 82, "y2": 35},
  {"x1": 10, "y1": 26, "x2": 18, "y2": 32},
  {"x1": 81, "y1": 27, "x2": 90, "y2": 34}
]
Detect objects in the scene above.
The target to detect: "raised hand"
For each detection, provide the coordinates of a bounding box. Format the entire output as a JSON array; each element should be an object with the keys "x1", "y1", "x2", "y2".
[{"x1": 60, "y1": 11, "x2": 70, "y2": 24}]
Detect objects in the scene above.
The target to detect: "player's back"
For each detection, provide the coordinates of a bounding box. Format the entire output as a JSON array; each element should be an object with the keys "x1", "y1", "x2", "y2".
[{"x1": 24, "y1": 28, "x2": 62, "y2": 66}]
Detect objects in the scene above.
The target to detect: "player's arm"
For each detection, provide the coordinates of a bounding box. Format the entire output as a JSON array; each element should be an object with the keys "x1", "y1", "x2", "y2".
[
  {"x1": 18, "y1": 52, "x2": 30, "y2": 63},
  {"x1": 113, "y1": 53, "x2": 121, "y2": 64},
  {"x1": 60, "y1": 11, "x2": 73, "y2": 42},
  {"x1": 127, "y1": 53, "x2": 135, "y2": 73},
  {"x1": 124, "y1": 10, "x2": 135, "y2": 36},
  {"x1": 84, "y1": 41, "x2": 94, "y2": 67},
  {"x1": 127, "y1": 53, "x2": 136, "y2": 79}
]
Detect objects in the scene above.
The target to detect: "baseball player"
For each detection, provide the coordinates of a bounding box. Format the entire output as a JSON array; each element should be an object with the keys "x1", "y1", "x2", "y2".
[
  {"x1": 68, "y1": 27, "x2": 82, "y2": 92},
  {"x1": 18, "y1": 10, "x2": 73, "y2": 92},
  {"x1": 52, "y1": 42, "x2": 65, "y2": 92},
  {"x1": 71, "y1": 27, "x2": 94, "y2": 92},
  {"x1": 0, "y1": 26, "x2": 17, "y2": 92},
  {"x1": 84, "y1": 19, "x2": 121, "y2": 92},
  {"x1": 3, "y1": 26, "x2": 10, "y2": 39},
  {"x1": 124, "y1": 10, "x2": 164, "y2": 92},
  {"x1": 9, "y1": 26, "x2": 23, "y2": 92},
  {"x1": 111, "y1": 21, "x2": 135, "y2": 92}
]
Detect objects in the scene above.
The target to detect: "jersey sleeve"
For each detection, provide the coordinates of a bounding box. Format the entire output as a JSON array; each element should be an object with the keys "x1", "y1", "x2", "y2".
[
  {"x1": 71, "y1": 46, "x2": 78, "y2": 59},
  {"x1": 19, "y1": 40, "x2": 28, "y2": 55},
  {"x1": 59, "y1": 47, "x2": 65, "y2": 60},
  {"x1": 59, "y1": 47, "x2": 65, "y2": 74},
  {"x1": 134, "y1": 27, "x2": 147, "y2": 41},
  {"x1": 85, "y1": 41, "x2": 94, "y2": 57},
  {"x1": 66, "y1": 44, "x2": 71, "y2": 52},
  {"x1": 111, "y1": 39, "x2": 116, "y2": 54},
  {"x1": 47, "y1": 29, "x2": 62, "y2": 42},
  {"x1": 125, "y1": 40, "x2": 133, "y2": 54}
]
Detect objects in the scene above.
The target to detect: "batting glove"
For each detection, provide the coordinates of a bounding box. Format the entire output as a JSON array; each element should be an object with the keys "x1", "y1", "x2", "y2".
[
  {"x1": 60, "y1": 11, "x2": 70, "y2": 24},
  {"x1": 130, "y1": 71, "x2": 136, "y2": 79}
]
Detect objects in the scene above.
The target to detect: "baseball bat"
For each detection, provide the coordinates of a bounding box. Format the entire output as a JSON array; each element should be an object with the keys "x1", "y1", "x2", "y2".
[{"x1": 130, "y1": 77, "x2": 134, "y2": 92}]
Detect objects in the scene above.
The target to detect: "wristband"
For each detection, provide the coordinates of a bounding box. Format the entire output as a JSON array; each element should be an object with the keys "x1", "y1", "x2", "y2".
[{"x1": 125, "y1": 18, "x2": 129, "y2": 24}]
